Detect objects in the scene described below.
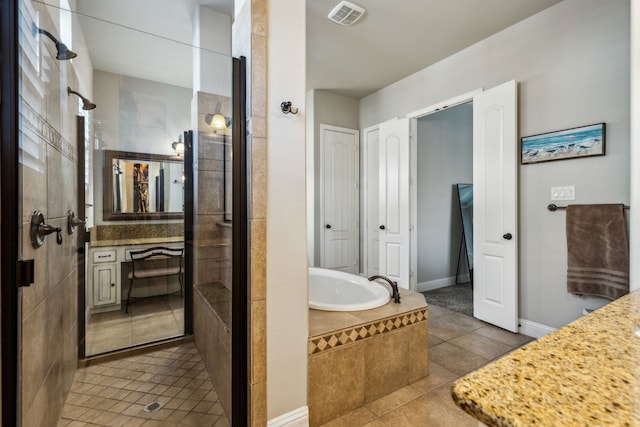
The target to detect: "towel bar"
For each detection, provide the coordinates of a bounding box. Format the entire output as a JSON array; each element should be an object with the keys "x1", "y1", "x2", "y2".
[{"x1": 547, "y1": 203, "x2": 630, "y2": 212}]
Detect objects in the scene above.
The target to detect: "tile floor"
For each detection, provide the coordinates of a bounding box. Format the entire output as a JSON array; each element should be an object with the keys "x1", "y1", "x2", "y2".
[
  {"x1": 58, "y1": 342, "x2": 229, "y2": 427},
  {"x1": 66, "y1": 302, "x2": 533, "y2": 427},
  {"x1": 318, "y1": 304, "x2": 535, "y2": 426},
  {"x1": 86, "y1": 295, "x2": 184, "y2": 355}
]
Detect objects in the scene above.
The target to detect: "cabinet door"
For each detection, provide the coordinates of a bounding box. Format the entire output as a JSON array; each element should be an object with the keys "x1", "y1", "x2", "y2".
[{"x1": 93, "y1": 264, "x2": 117, "y2": 306}]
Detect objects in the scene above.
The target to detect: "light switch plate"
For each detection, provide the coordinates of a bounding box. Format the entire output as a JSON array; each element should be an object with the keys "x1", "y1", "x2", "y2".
[{"x1": 551, "y1": 186, "x2": 575, "y2": 201}]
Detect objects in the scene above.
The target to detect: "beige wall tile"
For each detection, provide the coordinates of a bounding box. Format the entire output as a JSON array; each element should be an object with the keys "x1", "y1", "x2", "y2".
[
  {"x1": 249, "y1": 219, "x2": 266, "y2": 301},
  {"x1": 250, "y1": 300, "x2": 267, "y2": 384},
  {"x1": 249, "y1": 136, "x2": 267, "y2": 219},
  {"x1": 408, "y1": 322, "x2": 429, "y2": 383},
  {"x1": 250, "y1": 34, "x2": 267, "y2": 118},
  {"x1": 251, "y1": 0, "x2": 267, "y2": 37},
  {"x1": 364, "y1": 328, "x2": 410, "y2": 402},
  {"x1": 249, "y1": 380, "x2": 266, "y2": 427},
  {"x1": 308, "y1": 343, "x2": 365, "y2": 426}
]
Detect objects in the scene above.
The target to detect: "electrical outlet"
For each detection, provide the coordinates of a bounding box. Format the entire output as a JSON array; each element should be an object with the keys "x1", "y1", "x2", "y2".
[{"x1": 551, "y1": 186, "x2": 575, "y2": 201}]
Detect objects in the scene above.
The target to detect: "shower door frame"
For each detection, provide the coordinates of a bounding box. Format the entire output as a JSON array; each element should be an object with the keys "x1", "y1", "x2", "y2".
[{"x1": 1, "y1": 0, "x2": 21, "y2": 424}]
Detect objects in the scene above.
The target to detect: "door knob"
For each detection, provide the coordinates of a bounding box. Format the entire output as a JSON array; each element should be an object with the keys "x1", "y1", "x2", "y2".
[
  {"x1": 379, "y1": 225, "x2": 385, "y2": 230},
  {"x1": 326, "y1": 224, "x2": 332, "y2": 229},
  {"x1": 503, "y1": 233, "x2": 513, "y2": 240}
]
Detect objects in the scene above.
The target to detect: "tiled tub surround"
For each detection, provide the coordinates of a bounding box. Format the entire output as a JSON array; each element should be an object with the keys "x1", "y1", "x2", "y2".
[
  {"x1": 308, "y1": 289, "x2": 429, "y2": 426},
  {"x1": 452, "y1": 289, "x2": 640, "y2": 426}
]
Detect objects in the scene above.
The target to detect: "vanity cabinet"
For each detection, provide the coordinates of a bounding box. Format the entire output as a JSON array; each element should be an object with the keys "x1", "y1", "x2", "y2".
[{"x1": 87, "y1": 241, "x2": 183, "y2": 313}]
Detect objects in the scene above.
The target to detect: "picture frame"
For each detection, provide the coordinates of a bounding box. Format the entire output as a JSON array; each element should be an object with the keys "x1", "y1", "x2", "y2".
[{"x1": 521, "y1": 123, "x2": 605, "y2": 165}]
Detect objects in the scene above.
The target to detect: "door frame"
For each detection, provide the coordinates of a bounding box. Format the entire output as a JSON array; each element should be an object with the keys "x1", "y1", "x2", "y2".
[
  {"x1": 319, "y1": 124, "x2": 360, "y2": 271},
  {"x1": 362, "y1": 123, "x2": 379, "y2": 277},
  {"x1": 406, "y1": 90, "x2": 482, "y2": 291}
]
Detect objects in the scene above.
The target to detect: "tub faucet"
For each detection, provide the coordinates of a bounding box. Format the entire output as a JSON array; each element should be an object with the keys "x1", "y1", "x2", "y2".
[{"x1": 368, "y1": 275, "x2": 401, "y2": 303}]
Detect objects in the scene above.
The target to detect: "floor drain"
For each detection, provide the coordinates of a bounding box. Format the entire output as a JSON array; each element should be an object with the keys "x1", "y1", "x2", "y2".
[{"x1": 144, "y1": 402, "x2": 163, "y2": 413}]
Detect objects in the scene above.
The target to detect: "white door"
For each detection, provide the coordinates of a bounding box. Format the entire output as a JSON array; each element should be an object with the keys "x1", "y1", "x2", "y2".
[
  {"x1": 472, "y1": 80, "x2": 518, "y2": 332},
  {"x1": 364, "y1": 125, "x2": 380, "y2": 277},
  {"x1": 320, "y1": 125, "x2": 359, "y2": 273},
  {"x1": 379, "y1": 118, "x2": 410, "y2": 289}
]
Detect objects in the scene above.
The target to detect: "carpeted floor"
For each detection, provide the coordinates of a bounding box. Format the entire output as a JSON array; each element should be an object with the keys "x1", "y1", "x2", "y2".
[{"x1": 422, "y1": 282, "x2": 473, "y2": 317}]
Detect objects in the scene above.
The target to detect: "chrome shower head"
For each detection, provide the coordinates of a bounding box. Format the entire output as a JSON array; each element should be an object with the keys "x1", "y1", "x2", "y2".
[
  {"x1": 33, "y1": 24, "x2": 77, "y2": 60},
  {"x1": 67, "y1": 87, "x2": 96, "y2": 110}
]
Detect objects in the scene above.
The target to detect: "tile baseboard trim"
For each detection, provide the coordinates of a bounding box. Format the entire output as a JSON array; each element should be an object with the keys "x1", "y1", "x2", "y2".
[
  {"x1": 267, "y1": 406, "x2": 309, "y2": 427},
  {"x1": 518, "y1": 318, "x2": 556, "y2": 339}
]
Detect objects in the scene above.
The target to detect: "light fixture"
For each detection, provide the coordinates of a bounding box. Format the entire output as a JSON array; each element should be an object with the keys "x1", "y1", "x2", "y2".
[
  {"x1": 32, "y1": 23, "x2": 77, "y2": 60},
  {"x1": 172, "y1": 135, "x2": 185, "y2": 155},
  {"x1": 67, "y1": 86, "x2": 96, "y2": 110},
  {"x1": 205, "y1": 113, "x2": 228, "y2": 130}
]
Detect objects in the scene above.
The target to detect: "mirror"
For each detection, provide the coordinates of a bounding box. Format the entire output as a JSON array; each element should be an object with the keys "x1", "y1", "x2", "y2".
[
  {"x1": 104, "y1": 150, "x2": 184, "y2": 220},
  {"x1": 456, "y1": 183, "x2": 473, "y2": 283}
]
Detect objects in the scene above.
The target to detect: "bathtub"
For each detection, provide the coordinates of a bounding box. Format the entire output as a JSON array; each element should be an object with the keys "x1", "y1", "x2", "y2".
[{"x1": 309, "y1": 267, "x2": 391, "y2": 311}]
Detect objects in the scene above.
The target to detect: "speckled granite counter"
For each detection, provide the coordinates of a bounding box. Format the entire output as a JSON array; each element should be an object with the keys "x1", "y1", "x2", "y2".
[{"x1": 452, "y1": 290, "x2": 640, "y2": 426}]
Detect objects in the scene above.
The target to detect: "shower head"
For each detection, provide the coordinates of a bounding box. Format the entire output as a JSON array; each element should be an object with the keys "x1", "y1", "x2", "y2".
[
  {"x1": 67, "y1": 87, "x2": 96, "y2": 110},
  {"x1": 33, "y1": 24, "x2": 77, "y2": 60}
]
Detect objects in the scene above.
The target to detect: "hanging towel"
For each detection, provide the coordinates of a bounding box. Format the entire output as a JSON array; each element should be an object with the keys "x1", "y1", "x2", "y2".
[{"x1": 566, "y1": 204, "x2": 629, "y2": 300}]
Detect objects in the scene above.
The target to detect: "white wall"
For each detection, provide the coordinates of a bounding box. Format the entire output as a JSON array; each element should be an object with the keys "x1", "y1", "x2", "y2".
[
  {"x1": 266, "y1": 0, "x2": 308, "y2": 420},
  {"x1": 416, "y1": 104, "x2": 472, "y2": 285},
  {"x1": 360, "y1": 0, "x2": 630, "y2": 329},
  {"x1": 308, "y1": 90, "x2": 359, "y2": 266}
]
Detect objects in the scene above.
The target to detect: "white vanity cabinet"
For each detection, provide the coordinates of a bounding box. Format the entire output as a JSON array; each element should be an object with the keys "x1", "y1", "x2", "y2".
[
  {"x1": 87, "y1": 241, "x2": 184, "y2": 313},
  {"x1": 89, "y1": 248, "x2": 120, "y2": 311}
]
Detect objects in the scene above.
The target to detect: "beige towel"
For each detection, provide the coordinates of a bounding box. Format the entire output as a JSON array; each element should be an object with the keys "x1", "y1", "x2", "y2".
[{"x1": 566, "y1": 204, "x2": 629, "y2": 300}]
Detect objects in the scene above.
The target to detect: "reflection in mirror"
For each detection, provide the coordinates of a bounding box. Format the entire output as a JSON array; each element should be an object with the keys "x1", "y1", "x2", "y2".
[
  {"x1": 104, "y1": 150, "x2": 184, "y2": 220},
  {"x1": 456, "y1": 183, "x2": 473, "y2": 283}
]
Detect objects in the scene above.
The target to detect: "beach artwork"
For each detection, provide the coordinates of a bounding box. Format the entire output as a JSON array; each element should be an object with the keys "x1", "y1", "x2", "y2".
[{"x1": 521, "y1": 123, "x2": 605, "y2": 164}]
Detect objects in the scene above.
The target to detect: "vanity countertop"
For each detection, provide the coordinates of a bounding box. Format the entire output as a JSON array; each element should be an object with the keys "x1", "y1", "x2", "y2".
[{"x1": 451, "y1": 289, "x2": 640, "y2": 426}]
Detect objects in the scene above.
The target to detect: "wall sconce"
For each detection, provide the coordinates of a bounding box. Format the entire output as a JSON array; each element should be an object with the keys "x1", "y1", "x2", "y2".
[
  {"x1": 205, "y1": 113, "x2": 229, "y2": 132},
  {"x1": 67, "y1": 86, "x2": 96, "y2": 110},
  {"x1": 32, "y1": 23, "x2": 77, "y2": 60},
  {"x1": 172, "y1": 135, "x2": 185, "y2": 155}
]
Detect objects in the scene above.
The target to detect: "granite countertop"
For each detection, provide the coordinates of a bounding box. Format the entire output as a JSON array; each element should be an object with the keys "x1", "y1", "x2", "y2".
[{"x1": 451, "y1": 289, "x2": 640, "y2": 426}]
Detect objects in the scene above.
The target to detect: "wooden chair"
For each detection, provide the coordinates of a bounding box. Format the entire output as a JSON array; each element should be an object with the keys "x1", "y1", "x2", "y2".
[{"x1": 126, "y1": 246, "x2": 184, "y2": 313}]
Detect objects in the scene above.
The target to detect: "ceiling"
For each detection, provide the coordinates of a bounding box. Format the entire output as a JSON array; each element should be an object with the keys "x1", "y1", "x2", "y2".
[
  {"x1": 69, "y1": 0, "x2": 563, "y2": 97},
  {"x1": 307, "y1": 0, "x2": 563, "y2": 99}
]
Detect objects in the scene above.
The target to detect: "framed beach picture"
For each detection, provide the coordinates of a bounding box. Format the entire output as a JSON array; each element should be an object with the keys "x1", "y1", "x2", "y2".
[{"x1": 521, "y1": 123, "x2": 605, "y2": 164}]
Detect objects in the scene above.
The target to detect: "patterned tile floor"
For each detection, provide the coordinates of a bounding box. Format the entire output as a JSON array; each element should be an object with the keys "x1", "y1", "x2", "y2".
[
  {"x1": 319, "y1": 304, "x2": 535, "y2": 426},
  {"x1": 58, "y1": 342, "x2": 229, "y2": 427}
]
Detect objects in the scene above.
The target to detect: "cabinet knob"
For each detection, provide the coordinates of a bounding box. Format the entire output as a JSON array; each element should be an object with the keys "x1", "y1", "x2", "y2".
[
  {"x1": 379, "y1": 225, "x2": 386, "y2": 230},
  {"x1": 111, "y1": 283, "x2": 115, "y2": 287}
]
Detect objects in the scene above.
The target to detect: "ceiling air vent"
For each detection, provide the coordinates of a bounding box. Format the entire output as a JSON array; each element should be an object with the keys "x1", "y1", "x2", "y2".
[{"x1": 327, "y1": 1, "x2": 366, "y2": 26}]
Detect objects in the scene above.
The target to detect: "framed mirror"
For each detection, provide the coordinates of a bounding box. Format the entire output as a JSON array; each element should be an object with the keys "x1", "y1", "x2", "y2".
[
  {"x1": 103, "y1": 150, "x2": 184, "y2": 221},
  {"x1": 455, "y1": 183, "x2": 473, "y2": 283}
]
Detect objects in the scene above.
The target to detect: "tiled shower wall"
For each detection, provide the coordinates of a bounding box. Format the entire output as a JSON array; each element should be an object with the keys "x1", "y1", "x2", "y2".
[
  {"x1": 192, "y1": 91, "x2": 233, "y2": 418},
  {"x1": 18, "y1": 1, "x2": 85, "y2": 425}
]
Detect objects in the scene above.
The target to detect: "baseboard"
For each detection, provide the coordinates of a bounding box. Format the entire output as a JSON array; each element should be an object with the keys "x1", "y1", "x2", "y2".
[
  {"x1": 418, "y1": 275, "x2": 469, "y2": 292},
  {"x1": 518, "y1": 318, "x2": 556, "y2": 339},
  {"x1": 267, "y1": 406, "x2": 309, "y2": 427}
]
